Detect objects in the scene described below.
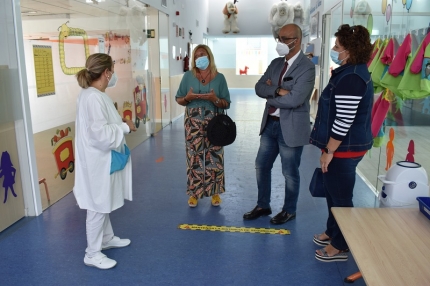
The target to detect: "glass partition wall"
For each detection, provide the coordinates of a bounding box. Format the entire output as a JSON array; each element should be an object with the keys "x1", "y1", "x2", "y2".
[
  {"x1": 20, "y1": 0, "x2": 169, "y2": 210},
  {"x1": 320, "y1": 0, "x2": 430, "y2": 199}
]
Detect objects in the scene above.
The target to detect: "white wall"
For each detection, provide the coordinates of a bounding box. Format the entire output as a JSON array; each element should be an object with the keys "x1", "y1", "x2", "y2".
[{"x1": 166, "y1": 0, "x2": 209, "y2": 76}]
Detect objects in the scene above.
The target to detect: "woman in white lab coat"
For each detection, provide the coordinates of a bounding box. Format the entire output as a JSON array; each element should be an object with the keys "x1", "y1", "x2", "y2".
[{"x1": 74, "y1": 53, "x2": 136, "y2": 269}]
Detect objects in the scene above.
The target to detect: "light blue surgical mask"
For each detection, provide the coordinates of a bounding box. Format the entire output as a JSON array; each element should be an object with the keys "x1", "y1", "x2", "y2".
[
  {"x1": 195, "y1": 56, "x2": 210, "y2": 70},
  {"x1": 330, "y1": 49, "x2": 347, "y2": 65},
  {"x1": 107, "y1": 71, "x2": 118, "y2": 88}
]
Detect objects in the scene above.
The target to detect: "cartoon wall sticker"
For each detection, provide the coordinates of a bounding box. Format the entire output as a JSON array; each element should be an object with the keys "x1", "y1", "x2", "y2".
[
  {"x1": 0, "y1": 151, "x2": 17, "y2": 203},
  {"x1": 134, "y1": 76, "x2": 148, "y2": 128},
  {"x1": 51, "y1": 127, "x2": 75, "y2": 180},
  {"x1": 405, "y1": 139, "x2": 415, "y2": 162},
  {"x1": 385, "y1": 127, "x2": 395, "y2": 171},
  {"x1": 58, "y1": 21, "x2": 90, "y2": 75}
]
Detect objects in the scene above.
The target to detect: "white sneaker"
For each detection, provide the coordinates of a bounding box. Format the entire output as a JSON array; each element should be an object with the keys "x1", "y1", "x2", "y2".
[
  {"x1": 102, "y1": 236, "x2": 131, "y2": 250},
  {"x1": 84, "y1": 252, "x2": 117, "y2": 269}
]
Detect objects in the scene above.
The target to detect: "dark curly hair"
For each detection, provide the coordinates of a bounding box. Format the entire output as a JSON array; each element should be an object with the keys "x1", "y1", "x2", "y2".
[{"x1": 335, "y1": 24, "x2": 372, "y2": 65}]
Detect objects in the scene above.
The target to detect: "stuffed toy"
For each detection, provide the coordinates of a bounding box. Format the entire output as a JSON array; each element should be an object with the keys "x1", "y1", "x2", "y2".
[
  {"x1": 353, "y1": 0, "x2": 372, "y2": 28},
  {"x1": 222, "y1": 1, "x2": 240, "y2": 34},
  {"x1": 293, "y1": 3, "x2": 304, "y2": 25},
  {"x1": 269, "y1": 1, "x2": 295, "y2": 39},
  {"x1": 118, "y1": 3, "x2": 147, "y2": 45}
]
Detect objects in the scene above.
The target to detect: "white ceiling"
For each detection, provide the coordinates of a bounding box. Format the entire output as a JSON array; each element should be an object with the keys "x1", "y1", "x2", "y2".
[{"x1": 20, "y1": 0, "x2": 131, "y2": 19}]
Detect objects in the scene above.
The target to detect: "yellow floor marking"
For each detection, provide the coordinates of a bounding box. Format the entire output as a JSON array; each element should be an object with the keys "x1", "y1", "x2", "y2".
[{"x1": 178, "y1": 224, "x2": 290, "y2": 235}]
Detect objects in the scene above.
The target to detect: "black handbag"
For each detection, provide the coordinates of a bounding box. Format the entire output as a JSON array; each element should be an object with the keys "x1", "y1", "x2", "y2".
[
  {"x1": 206, "y1": 109, "x2": 236, "y2": 146},
  {"x1": 309, "y1": 168, "x2": 325, "y2": 197}
]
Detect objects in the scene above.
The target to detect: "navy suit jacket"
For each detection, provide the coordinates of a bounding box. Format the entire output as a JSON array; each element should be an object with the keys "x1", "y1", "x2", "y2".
[{"x1": 255, "y1": 51, "x2": 315, "y2": 147}]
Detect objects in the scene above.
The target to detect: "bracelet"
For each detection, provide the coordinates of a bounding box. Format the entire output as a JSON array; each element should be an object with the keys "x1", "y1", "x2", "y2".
[{"x1": 183, "y1": 97, "x2": 190, "y2": 103}]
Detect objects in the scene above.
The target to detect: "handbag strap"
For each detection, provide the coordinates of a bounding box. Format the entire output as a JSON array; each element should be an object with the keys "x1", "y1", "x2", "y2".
[{"x1": 215, "y1": 106, "x2": 227, "y2": 116}]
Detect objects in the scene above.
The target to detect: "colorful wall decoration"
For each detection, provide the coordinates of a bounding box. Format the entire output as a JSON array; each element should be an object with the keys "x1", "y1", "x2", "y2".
[{"x1": 33, "y1": 45, "x2": 55, "y2": 97}]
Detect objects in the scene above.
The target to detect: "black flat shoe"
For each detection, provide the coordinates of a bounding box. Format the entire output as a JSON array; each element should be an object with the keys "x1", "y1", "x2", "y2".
[
  {"x1": 243, "y1": 206, "x2": 272, "y2": 220},
  {"x1": 270, "y1": 211, "x2": 296, "y2": 225}
]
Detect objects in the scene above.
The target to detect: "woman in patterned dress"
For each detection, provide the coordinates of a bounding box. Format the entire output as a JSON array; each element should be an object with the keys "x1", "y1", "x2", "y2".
[{"x1": 175, "y1": 44, "x2": 231, "y2": 207}]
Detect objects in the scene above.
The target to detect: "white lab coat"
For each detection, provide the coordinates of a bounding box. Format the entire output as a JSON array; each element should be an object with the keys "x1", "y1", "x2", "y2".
[{"x1": 74, "y1": 87, "x2": 132, "y2": 213}]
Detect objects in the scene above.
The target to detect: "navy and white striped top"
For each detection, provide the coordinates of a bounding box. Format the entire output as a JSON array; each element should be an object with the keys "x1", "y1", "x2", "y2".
[{"x1": 331, "y1": 74, "x2": 367, "y2": 141}]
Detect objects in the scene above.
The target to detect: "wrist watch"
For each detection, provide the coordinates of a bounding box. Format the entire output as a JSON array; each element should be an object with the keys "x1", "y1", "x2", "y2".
[
  {"x1": 215, "y1": 98, "x2": 220, "y2": 104},
  {"x1": 275, "y1": 87, "x2": 281, "y2": 96},
  {"x1": 323, "y1": 147, "x2": 335, "y2": 154}
]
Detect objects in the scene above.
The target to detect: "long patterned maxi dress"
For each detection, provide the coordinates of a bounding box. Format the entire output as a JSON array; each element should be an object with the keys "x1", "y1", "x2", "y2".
[{"x1": 184, "y1": 107, "x2": 225, "y2": 198}]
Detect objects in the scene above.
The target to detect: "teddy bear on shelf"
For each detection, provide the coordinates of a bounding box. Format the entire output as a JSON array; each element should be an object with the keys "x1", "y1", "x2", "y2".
[
  {"x1": 269, "y1": 1, "x2": 295, "y2": 39},
  {"x1": 222, "y1": 1, "x2": 240, "y2": 34}
]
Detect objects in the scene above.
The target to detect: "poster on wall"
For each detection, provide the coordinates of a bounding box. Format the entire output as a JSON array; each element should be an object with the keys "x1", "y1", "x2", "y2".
[
  {"x1": 33, "y1": 45, "x2": 56, "y2": 97},
  {"x1": 310, "y1": 12, "x2": 319, "y2": 41}
]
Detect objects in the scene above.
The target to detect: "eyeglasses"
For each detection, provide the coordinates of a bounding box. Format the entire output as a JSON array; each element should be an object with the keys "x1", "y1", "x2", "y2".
[{"x1": 276, "y1": 37, "x2": 297, "y2": 44}]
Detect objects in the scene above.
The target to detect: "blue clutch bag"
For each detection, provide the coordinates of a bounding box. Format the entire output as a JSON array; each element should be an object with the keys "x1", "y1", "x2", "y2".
[
  {"x1": 309, "y1": 168, "x2": 325, "y2": 197},
  {"x1": 110, "y1": 144, "x2": 130, "y2": 174}
]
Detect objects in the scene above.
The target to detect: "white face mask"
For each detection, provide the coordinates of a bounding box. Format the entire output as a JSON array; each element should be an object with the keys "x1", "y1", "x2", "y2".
[
  {"x1": 276, "y1": 39, "x2": 297, "y2": 56},
  {"x1": 107, "y1": 71, "x2": 118, "y2": 88}
]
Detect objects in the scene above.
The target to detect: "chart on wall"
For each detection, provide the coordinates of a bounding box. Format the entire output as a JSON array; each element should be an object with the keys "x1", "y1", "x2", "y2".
[{"x1": 33, "y1": 45, "x2": 55, "y2": 97}]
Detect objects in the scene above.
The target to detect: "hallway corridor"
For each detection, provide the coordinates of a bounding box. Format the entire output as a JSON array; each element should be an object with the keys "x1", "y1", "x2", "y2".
[{"x1": 0, "y1": 89, "x2": 373, "y2": 286}]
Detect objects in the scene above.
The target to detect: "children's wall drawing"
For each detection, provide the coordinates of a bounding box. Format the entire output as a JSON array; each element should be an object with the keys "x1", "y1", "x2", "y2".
[
  {"x1": 385, "y1": 128, "x2": 395, "y2": 171},
  {"x1": 0, "y1": 151, "x2": 17, "y2": 204},
  {"x1": 123, "y1": 101, "x2": 133, "y2": 121},
  {"x1": 58, "y1": 22, "x2": 90, "y2": 75},
  {"x1": 405, "y1": 140, "x2": 415, "y2": 162},
  {"x1": 134, "y1": 76, "x2": 148, "y2": 128},
  {"x1": 51, "y1": 127, "x2": 75, "y2": 180}
]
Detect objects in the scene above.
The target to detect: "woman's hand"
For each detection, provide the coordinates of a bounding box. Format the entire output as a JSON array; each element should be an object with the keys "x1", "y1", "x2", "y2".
[
  {"x1": 185, "y1": 87, "x2": 199, "y2": 101},
  {"x1": 200, "y1": 89, "x2": 217, "y2": 102},
  {"x1": 125, "y1": 119, "x2": 137, "y2": 132},
  {"x1": 320, "y1": 153, "x2": 333, "y2": 173}
]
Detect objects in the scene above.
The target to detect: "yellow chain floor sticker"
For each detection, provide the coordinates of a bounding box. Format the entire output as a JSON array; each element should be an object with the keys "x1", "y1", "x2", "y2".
[{"x1": 178, "y1": 224, "x2": 290, "y2": 235}]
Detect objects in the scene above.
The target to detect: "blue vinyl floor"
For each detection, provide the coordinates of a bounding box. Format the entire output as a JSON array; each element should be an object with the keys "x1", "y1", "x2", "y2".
[{"x1": 0, "y1": 89, "x2": 375, "y2": 286}]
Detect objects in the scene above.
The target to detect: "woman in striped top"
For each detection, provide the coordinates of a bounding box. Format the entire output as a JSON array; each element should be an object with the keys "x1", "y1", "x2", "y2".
[{"x1": 309, "y1": 24, "x2": 374, "y2": 262}]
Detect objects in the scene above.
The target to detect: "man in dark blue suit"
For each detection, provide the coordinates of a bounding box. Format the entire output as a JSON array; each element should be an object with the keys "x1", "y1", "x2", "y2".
[{"x1": 244, "y1": 24, "x2": 316, "y2": 224}]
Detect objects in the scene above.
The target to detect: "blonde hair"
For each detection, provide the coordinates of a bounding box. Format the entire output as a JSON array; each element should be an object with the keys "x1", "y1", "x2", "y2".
[
  {"x1": 76, "y1": 53, "x2": 113, "y2": 88},
  {"x1": 191, "y1": 44, "x2": 217, "y2": 77}
]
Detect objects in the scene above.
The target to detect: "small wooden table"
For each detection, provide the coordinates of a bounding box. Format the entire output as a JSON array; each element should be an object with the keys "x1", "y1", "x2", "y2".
[{"x1": 332, "y1": 207, "x2": 430, "y2": 286}]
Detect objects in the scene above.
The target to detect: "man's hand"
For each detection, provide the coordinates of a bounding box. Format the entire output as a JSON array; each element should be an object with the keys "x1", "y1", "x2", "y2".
[{"x1": 277, "y1": 88, "x2": 290, "y2": 96}]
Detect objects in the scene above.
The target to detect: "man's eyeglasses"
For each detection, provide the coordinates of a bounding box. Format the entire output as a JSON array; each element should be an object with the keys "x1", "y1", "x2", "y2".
[{"x1": 276, "y1": 37, "x2": 297, "y2": 44}]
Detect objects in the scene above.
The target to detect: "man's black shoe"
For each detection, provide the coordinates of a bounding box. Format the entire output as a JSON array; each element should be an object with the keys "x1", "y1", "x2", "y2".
[
  {"x1": 270, "y1": 211, "x2": 296, "y2": 225},
  {"x1": 243, "y1": 206, "x2": 272, "y2": 220}
]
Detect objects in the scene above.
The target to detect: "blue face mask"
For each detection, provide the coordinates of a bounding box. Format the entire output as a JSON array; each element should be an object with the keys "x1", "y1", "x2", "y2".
[
  {"x1": 330, "y1": 49, "x2": 347, "y2": 65},
  {"x1": 195, "y1": 56, "x2": 210, "y2": 70}
]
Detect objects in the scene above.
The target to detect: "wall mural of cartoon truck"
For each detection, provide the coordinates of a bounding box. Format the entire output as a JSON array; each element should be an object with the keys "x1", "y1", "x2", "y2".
[
  {"x1": 122, "y1": 101, "x2": 133, "y2": 122},
  {"x1": 51, "y1": 127, "x2": 74, "y2": 180}
]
